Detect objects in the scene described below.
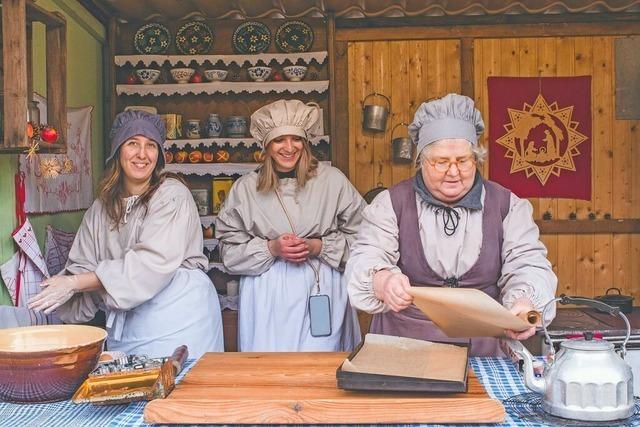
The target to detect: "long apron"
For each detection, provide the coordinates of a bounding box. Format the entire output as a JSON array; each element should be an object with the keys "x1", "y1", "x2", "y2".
[
  {"x1": 105, "y1": 267, "x2": 223, "y2": 358},
  {"x1": 371, "y1": 179, "x2": 512, "y2": 357},
  {"x1": 238, "y1": 259, "x2": 360, "y2": 352}
]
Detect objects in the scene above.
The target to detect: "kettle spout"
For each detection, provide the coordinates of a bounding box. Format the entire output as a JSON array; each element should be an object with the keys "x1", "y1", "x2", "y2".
[{"x1": 505, "y1": 339, "x2": 545, "y2": 394}]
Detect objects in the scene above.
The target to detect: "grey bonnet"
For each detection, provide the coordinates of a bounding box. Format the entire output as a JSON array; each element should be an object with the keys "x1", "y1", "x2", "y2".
[
  {"x1": 106, "y1": 110, "x2": 166, "y2": 167},
  {"x1": 408, "y1": 93, "x2": 485, "y2": 157}
]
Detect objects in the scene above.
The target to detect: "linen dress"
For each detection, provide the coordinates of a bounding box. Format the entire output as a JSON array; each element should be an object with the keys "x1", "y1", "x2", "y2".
[
  {"x1": 56, "y1": 178, "x2": 223, "y2": 358},
  {"x1": 216, "y1": 163, "x2": 366, "y2": 351}
]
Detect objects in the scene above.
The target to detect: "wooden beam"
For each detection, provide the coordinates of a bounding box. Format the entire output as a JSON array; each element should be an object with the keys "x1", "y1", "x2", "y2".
[
  {"x1": 44, "y1": 14, "x2": 67, "y2": 153},
  {"x1": 2, "y1": 0, "x2": 29, "y2": 151},
  {"x1": 105, "y1": 17, "x2": 118, "y2": 162},
  {"x1": 327, "y1": 14, "x2": 337, "y2": 169},
  {"x1": 76, "y1": 0, "x2": 113, "y2": 25},
  {"x1": 536, "y1": 219, "x2": 640, "y2": 235},
  {"x1": 334, "y1": 13, "x2": 640, "y2": 29},
  {"x1": 336, "y1": 21, "x2": 640, "y2": 42},
  {"x1": 460, "y1": 38, "x2": 474, "y2": 99},
  {"x1": 25, "y1": 0, "x2": 65, "y2": 26},
  {"x1": 332, "y1": 40, "x2": 350, "y2": 176}
]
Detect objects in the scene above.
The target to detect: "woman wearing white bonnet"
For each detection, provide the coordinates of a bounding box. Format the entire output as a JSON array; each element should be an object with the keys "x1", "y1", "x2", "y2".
[
  {"x1": 345, "y1": 93, "x2": 557, "y2": 356},
  {"x1": 216, "y1": 99, "x2": 366, "y2": 351}
]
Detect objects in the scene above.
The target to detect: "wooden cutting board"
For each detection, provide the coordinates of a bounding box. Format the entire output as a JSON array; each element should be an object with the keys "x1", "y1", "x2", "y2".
[{"x1": 144, "y1": 352, "x2": 505, "y2": 424}]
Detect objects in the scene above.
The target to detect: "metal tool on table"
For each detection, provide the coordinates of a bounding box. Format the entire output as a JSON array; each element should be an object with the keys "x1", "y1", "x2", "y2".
[
  {"x1": 72, "y1": 345, "x2": 188, "y2": 405},
  {"x1": 506, "y1": 295, "x2": 634, "y2": 422}
]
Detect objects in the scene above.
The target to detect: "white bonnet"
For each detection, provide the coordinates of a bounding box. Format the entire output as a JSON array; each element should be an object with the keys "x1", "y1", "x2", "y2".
[
  {"x1": 408, "y1": 93, "x2": 484, "y2": 157},
  {"x1": 250, "y1": 99, "x2": 321, "y2": 148}
]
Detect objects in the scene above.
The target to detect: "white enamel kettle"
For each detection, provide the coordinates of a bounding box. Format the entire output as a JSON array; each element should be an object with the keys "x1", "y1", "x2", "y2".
[{"x1": 506, "y1": 295, "x2": 635, "y2": 422}]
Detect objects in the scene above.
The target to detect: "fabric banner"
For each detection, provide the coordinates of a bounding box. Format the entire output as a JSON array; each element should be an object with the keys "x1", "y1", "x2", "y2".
[
  {"x1": 488, "y1": 76, "x2": 591, "y2": 199},
  {"x1": 19, "y1": 105, "x2": 94, "y2": 213}
]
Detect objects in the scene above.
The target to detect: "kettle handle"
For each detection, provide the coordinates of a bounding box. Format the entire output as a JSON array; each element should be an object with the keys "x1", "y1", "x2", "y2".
[{"x1": 541, "y1": 294, "x2": 631, "y2": 357}]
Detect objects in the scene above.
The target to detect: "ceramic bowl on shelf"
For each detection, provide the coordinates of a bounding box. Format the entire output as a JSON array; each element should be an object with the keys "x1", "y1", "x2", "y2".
[
  {"x1": 135, "y1": 68, "x2": 161, "y2": 85},
  {"x1": 170, "y1": 67, "x2": 196, "y2": 84},
  {"x1": 204, "y1": 69, "x2": 228, "y2": 82},
  {"x1": 247, "y1": 66, "x2": 272, "y2": 82},
  {"x1": 282, "y1": 65, "x2": 308, "y2": 82},
  {"x1": 0, "y1": 325, "x2": 106, "y2": 403}
]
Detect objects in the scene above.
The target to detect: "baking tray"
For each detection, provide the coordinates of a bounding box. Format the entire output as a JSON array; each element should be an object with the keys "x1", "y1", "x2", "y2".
[{"x1": 336, "y1": 339, "x2": 469, "y2": 393}]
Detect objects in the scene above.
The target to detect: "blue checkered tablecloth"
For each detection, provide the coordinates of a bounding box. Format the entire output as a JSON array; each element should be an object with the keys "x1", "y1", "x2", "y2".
[{"x1": 0, "y1": 357, "x2": 628, "y2": 427}]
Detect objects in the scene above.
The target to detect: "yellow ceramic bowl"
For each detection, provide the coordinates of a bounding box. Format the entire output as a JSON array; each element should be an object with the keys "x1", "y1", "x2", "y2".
[{"x1": 0, "y1": 325, "x2": 107, "y2": 403}]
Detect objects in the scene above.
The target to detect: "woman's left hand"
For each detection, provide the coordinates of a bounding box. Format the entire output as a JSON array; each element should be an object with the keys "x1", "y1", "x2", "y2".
[
  {"x1": 504, "y1": 298, "x2": 538, "y2": 340},
  {"x1": 305, "y1": 238, "x2": 322, "y2": 258},
  {"x1": 28, "y1": 275, "x2": 78, "y2": 314}
]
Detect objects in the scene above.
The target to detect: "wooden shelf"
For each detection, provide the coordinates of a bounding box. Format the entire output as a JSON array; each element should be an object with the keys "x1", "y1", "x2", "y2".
[
  {"x1": 164, "y1": 135, "x2": 330, "y2": 149},
  {"x1": 207, "y1": 262, "x2": 227, "y2": 273},
  {"x1": 200, "y1": 215, "x2": 217, "y2": 228},
  {"x1": 166, "y1": 161, "x2": 331, "y2": 177},
  {"x1": 114, "y1": 51, "x2": 328, "y2": 67},
  {"x1": 536, "y1": 219, "x2": 640, "y2": 234},
  {"x1": 116, "y1": 81, "x2": 329, "y2": 96}
]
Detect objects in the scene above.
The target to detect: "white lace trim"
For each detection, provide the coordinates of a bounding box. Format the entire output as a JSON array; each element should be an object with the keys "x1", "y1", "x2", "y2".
[
  {"x1": 114, "y1": 52, "x2": 328, "y2": 67},
  {"x1": 116, "y1": 81, "x2": 329, "y2": 96}
]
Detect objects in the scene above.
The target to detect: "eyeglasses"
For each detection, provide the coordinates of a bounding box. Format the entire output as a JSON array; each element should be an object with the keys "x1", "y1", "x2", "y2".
[{"x1": 425, "y1": 155, "x2": 476, "y2": 173}]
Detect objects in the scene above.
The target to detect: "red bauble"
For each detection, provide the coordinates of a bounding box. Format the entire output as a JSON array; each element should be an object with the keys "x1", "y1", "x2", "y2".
[
  {"x1": 272, "y1": 71, "x2": 283, "y2": 82},
  {"x1": 40, "y1": 126, "x2": 59, "y2": 143},
  {"x1": 125, "y1": 74, "x2": 138, "y2": 85},
  {"x1": 190, "y1": 73, "x2": 203, "y2": 83}
]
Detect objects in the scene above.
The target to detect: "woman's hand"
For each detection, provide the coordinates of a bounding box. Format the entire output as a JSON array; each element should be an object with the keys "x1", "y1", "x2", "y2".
[
  {"x1": 373, "y1": 270, "x2": 413, "y2": 312},
  {"x1": 28, "y1": 275, "x2": 79, "y2": 314},
  {"x1": 268, "y1": 233, "x2": 309, "y2": 263},
  {"x1": 305, "y1": 238, "x2": 323, "y2": 258},
  {"x1": 505, "y1": 298, "x2": 538, "y2": 340}
]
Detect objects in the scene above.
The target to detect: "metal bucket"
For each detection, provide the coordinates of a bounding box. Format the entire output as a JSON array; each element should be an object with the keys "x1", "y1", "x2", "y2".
[
  {"x1": 362, "y1": 93, "x2": 391, "y2": 132},
  {"x1": 391, "y1": 122, "x2": 413, "y2": 163}
]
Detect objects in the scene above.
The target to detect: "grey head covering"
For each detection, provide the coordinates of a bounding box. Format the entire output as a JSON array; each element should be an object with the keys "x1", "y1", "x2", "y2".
[
  {"x1": 250, "y1": 99, "x2": 321, "y2": 148},
  {"x1": 408, "y1": 93, "x2": 484, "y2": 158},
  {"x1": 106, "y1": 110, "x2": 166, "y2": 167}
]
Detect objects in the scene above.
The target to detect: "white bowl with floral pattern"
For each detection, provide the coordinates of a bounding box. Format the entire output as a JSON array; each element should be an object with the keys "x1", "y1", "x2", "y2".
[
  {"x1": 247, "y1": 66, "x2": 272, "y2": 82},
  {"x1": 135, "y1": 69, "x2": 161, "y2": 85},
  {"x1": 204, "y1": 69, "x2": 228, "y2": 82},
  {"x1": 282, "y1": 66, "x2": 308, "y2": 82},
  {"x1": 170, "y1": 68, "x2": 196, "y2": 84}
]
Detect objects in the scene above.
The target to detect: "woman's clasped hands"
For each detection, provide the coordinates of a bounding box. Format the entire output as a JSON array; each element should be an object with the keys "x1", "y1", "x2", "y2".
[{"x1": 268, "y1": 233, "x2": 322, "y2": 263}]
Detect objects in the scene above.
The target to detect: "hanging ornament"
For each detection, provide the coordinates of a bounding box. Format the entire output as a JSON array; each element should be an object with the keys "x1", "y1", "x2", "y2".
[
  {"x1": 62, "y1": 157, "x2": 74, "y2": 174},
  {"x1": 24, "y1": 140, "x2": 40, "y2": 160},
  {"x1": 40, "y1": 125, "x2": 59, "y2": 143},
  {"x1": 39, "y1": 158, "x2": 62, "y2": 179}
]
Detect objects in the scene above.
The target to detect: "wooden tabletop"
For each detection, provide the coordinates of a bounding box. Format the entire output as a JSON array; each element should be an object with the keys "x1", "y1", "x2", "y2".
[{"x1": 144, "y1": 352, "x2": 505, "y2": 424}]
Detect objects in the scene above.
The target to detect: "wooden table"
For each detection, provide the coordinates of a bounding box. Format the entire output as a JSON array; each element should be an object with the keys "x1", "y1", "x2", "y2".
[{"x1": 144, "y1": 352, "x2": 505, "y2": 424}]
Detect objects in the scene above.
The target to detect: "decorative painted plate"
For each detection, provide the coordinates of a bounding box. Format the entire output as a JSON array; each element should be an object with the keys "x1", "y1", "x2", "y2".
[
  {"x1": 275, "y1": 21, "x2": 313, "y2": 53},
  {"x1": 134, "y1": 23, "x2": 171, "y2": 55},
  {"x1": 232, "y1": 21, "x2": 271, "y2": 54},
  {"x1": 175, "y1": 21, "x2": 213, "y2": 55}
]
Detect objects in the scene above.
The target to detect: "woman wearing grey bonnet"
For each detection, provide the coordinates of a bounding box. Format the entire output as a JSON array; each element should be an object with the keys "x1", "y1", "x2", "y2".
[
  {"x1": 216, "y1": 99, "x2": 365, "y2": 351},
  {"x1": 345, "y1": 94, "x2": 557, "y2": 356},
  {"x1": 28, "y1": 110, "x2": 224, "y2": 358}
]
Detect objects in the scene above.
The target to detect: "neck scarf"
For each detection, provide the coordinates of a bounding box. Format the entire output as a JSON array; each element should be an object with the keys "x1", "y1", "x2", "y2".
[{"x1": 412, "y1": 170, "x2": 483, "y2": 235}]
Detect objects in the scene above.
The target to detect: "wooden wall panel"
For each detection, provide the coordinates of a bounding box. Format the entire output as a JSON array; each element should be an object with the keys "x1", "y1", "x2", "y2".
[
  {"x1": 347, "y1": 35, "x2": 639, "y2": 299},
  {"x1": 474, "y1": 36, "x2": 639, "y2": 299},
  {"x1": 348, "y1": 39, "x2": 460, "y2": 192}
]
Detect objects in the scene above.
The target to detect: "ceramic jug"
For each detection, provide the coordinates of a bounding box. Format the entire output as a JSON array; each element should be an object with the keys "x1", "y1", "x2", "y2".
[
  {"x1": 226, "y1": 116, "x2": 247, "y2": 138},
  {"x1": 206, "y1": 114, "x2": 222, "y2": 138}
]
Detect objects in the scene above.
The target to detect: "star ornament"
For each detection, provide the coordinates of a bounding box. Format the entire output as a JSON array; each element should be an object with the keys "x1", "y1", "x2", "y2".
[{"x1": 495, "y1": 94, "x2": 588, "y2": 185}]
